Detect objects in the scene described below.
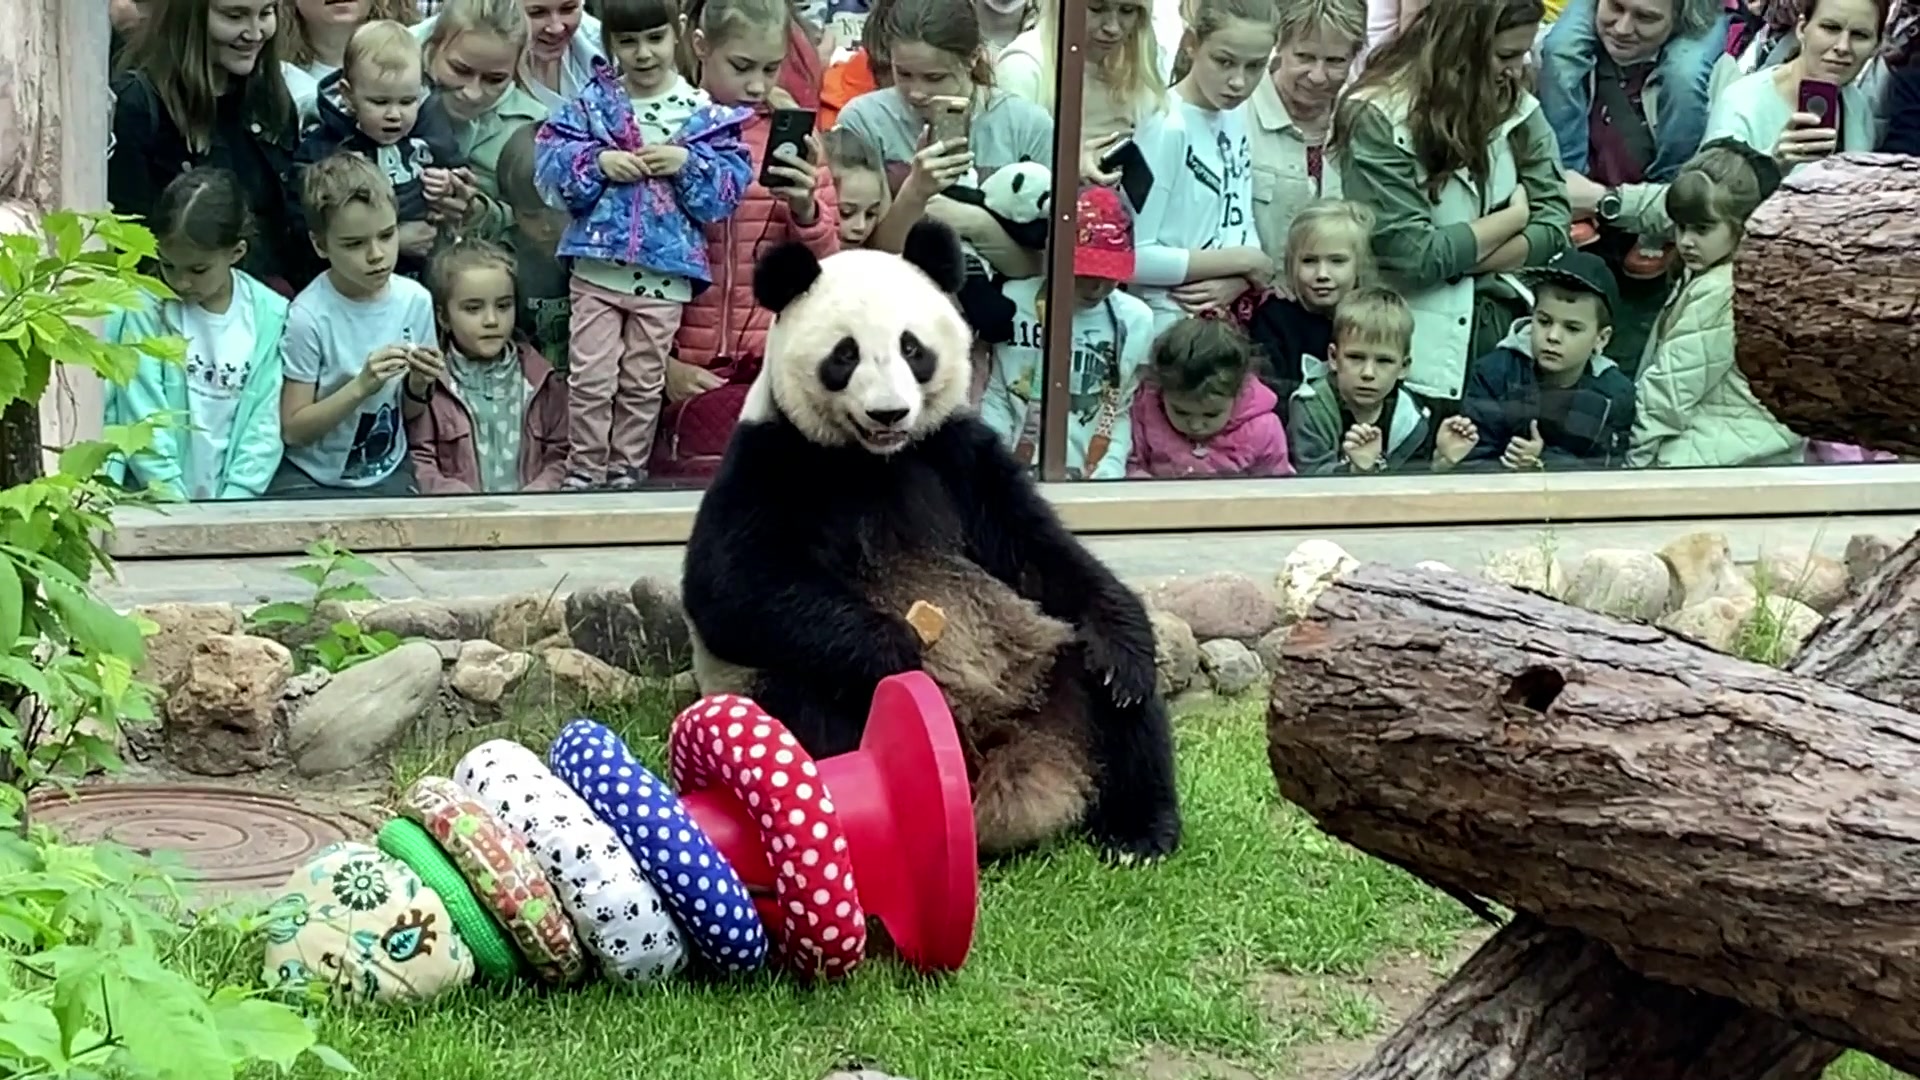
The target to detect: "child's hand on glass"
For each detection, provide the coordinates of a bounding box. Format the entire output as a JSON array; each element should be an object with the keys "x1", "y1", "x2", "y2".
[
  {"x1": 355, "y1": 346, "x2": 412, "y2": 395},
  {"x1": 599, "y1": 150, "x2": 648, "y2": 183},
  {"x1": 1434, "y1": 415, "x2": 1479, "y2": 465},
  {"x1": 1342, "y1": 423, "x2": 1384, "y2": 472},
  {"x1": 1775, "y1": 113, "x2": 1838, "y2": 164},
  {"x1": 636, "y1": 144, "x2": 690, "y2": 177},
  {"x1": 1501, "y1": 419, "x2": 1545, "y2": 470}
]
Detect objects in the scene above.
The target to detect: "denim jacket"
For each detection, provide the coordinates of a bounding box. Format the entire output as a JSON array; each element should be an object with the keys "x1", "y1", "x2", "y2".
[{"x1": 534, "y1": 61, "x2": 753, "y2": 287}]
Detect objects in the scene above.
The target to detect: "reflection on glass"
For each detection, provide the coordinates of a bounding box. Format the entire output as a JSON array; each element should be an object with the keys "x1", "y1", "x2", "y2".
[{"x1": 79, "y1": 0, "x2": 1908, "y2": 505}]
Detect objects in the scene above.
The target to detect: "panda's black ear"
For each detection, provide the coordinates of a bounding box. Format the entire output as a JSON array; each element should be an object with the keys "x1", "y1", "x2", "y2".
[
  {"x1": 752, "y1": 241, "x2": 823, "y2": 314},
  {"x1": 902, "y1": 220, "x2": 967, "y2": 296}
]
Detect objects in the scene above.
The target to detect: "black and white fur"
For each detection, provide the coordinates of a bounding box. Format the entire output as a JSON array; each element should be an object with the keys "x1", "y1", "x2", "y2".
[{"x1": 679, "y1": 221, "x2": 1181, "y2": 861}]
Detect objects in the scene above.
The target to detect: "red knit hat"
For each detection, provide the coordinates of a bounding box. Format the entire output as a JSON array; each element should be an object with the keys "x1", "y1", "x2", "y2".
[{"x1": 1073, "y1": 185, "x2": 1135, "y2": 282}]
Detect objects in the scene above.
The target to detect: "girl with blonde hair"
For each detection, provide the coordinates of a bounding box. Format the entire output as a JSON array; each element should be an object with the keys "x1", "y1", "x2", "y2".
[{"x1": 994, "y1": 0, "x2": 1167, "y2": 140}]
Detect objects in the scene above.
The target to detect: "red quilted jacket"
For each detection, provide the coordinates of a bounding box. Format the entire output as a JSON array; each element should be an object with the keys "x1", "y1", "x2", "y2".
[
  {"x1": 675, "y1": 109, "x2": 841, "y2": 369},
  {"x1": 651, "y1": 108, "x2": 840, "y2": 478}
]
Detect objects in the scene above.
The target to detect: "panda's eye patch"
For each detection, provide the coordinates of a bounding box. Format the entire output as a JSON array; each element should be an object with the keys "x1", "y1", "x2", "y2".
[
  {"x1": 819, "y1": 336, "x2": 861, "y2": 392},
  {"x1": 900, "y1": 331, "x2": 937, "y2": 384}
]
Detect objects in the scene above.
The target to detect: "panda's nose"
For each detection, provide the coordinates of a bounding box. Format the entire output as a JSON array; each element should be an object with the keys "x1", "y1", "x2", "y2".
[{"x1": 865, "y1": 407, "x2": 910, "y2": 428}]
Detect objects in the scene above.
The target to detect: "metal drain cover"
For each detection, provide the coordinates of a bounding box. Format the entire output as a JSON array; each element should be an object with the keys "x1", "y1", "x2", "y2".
[{"x1": 29, "y1": 784, "x2": 361, "y2": 897}]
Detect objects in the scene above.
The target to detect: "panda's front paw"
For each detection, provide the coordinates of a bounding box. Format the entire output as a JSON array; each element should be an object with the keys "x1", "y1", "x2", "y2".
[
  {"x1": 1079, "y1": 621, "x2": 1155, "y2": 708},
  {"x1": 1086, "y1": 800, "x2": 1181, "y2": 865}
]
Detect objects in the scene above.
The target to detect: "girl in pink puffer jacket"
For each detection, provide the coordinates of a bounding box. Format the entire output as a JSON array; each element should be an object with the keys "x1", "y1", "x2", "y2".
[{"x1": 1128, "y1": 315, "x2": 1294, "y2": 479}]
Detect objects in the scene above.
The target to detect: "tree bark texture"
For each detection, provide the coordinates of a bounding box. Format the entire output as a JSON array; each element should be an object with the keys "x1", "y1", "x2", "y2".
[
  {"x1": 1344, "y1": 918, "x2": 1841, "y2": 1080},
  {"x1": 1734, "y1": 153, "x2": 1920, "y2": 456},
  {"x1": 1787, "y1": 532, "x2": 1920, "y2": 713},
  {"x1": 1268, "y1": 563, "x2": 1920, "y2": 1072}
]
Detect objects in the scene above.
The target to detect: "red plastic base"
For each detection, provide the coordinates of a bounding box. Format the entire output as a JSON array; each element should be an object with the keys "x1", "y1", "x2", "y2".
[{"x1": 678, "y1": 672, "x2": 979, "y2": 974}]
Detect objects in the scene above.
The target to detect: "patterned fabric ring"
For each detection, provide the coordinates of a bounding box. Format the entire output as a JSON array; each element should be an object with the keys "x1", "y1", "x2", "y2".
[
  {"x1": 402, "y1": 776, "x2": 585, "y2": 985},
  {"x1": 453, "y1": 739, "x2": 688, "y2": 986},
  {"x1": 549, "y1": 719, "x2": 768, "y2": 973},
  {"x1": 261, "y1": 841, "x2": 476, "y2": 1004},
  {"x1": 377, "y1": 818, "x2": 525, "y2": 984},
  {"x1": 669, "y1": 695, "x2": 866, "y2": 980}
]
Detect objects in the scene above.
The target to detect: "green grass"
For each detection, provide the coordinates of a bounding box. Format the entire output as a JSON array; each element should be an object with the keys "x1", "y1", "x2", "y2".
[{"x1": 224, "y1": 687, "x2": 1910, "y2": 1080}]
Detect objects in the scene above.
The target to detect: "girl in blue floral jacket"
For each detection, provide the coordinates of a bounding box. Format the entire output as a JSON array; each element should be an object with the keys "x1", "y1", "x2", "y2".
[{"x1": 533, "y1": 0, "x2": 754, "y2": 490}]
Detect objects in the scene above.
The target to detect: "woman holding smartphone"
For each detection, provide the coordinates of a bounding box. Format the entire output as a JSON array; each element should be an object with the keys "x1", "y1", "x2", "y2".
[{"x1": 1703, "y1": 0, "x2": 1886, "y2": 173}]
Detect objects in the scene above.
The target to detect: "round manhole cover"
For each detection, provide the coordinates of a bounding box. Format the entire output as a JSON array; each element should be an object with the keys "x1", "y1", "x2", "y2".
[{"x1": 29, "y1": 785, "x2": 359, "y2": 895}]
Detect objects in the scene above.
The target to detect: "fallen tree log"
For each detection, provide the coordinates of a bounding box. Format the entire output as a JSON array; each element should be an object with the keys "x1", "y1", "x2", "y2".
[
  {"x1": 1734, "y1": 153, "x2": 1920, "y2": 455},
  {"x1": 1269, "y1": 563, "x2": 1920, "y2": 1073},
  {"x1": 1347, "y1": 917, "x2": 1840, "y2": 1080},
  {"x1": 1789, "y1": 532, "x2": 1920, "y2": 713}
]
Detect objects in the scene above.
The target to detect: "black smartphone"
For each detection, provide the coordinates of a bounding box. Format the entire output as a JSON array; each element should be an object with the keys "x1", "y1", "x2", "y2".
[
  {"x1": 760, "y1": 108, "x2": 817, "y2": 187},
  {"x1": 1100, "y1": 138, "x2": 1155, "y2": 213}
]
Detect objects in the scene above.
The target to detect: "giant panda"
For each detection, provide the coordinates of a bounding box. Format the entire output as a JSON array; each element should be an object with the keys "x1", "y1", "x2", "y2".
[{"x1": 679, "y1": 220, "x2": 1181, "y2": 863}]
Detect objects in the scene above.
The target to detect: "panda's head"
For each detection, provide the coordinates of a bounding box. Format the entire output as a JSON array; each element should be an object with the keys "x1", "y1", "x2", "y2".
[
  {"x1": 748, "y1": 220, "x2": 971, "y2": 455},
  {"x1": 981, "y1": 160, "x2": 1052, "y2": 225}
]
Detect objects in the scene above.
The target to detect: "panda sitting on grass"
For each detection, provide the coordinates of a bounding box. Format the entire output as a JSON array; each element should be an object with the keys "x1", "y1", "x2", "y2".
[{"x1": 680, "y1": 220, "x2": 1181, "y2": 863}]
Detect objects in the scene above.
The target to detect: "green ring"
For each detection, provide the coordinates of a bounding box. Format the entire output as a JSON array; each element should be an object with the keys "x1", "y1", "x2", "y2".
[{"x1": 377, "y1": 818, "x2": 523, "y2": 983}]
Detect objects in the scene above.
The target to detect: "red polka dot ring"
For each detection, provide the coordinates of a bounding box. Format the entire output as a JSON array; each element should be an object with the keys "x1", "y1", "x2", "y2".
[
  {"x1": 668, "y1": 671, "x2": 980, "y2": 978},
  {"x1": 671, "y1": 696, "x2": 867, "y2": 978}
]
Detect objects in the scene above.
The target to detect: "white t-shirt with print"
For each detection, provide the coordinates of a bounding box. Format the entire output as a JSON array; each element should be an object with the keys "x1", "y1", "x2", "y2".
[
  {"x1": 178, "y1": 281, "x2": 257, "y2": 500},
  {"x1": 979, "y1": 278, "x2": 1153, "y2": 480},
  {"x1": 1128, "y1": 96, "x2": 1257, "y2": 332},
  {"x1": 281, "y1": 272, "x2": 435, "y2": 488},
  {"x1": 573, "y1": 76, "x2": 706, "y2": 303}
]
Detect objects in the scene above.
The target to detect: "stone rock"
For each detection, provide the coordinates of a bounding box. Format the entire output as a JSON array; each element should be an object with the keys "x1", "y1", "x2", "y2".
[
  {"x1": 428, "y1": 639, "x2": 463, "y2": 664},
  {"x1": 449, "y1": 640, "x2": 531, "y2": 705},
  {"x1": 361, "y1": 598, "x2": 496, "y2": 641},
  {"x1": 287, "y1": 642, "x2": 443, "y2": 776},
  {"x1": 627, "y1": 577, "x2": 693, "y2": 674},
  {"x1": 164, "y1": 634, "x2": 294, "y2": 775},
  {"x1": 1255, "y1": 625, "x2": 1290, "y2": 678},
  {"x1": 1414, "y1": 560, "x2": 1456, "y2": 574},
  {"x1": 132, "y1": 602, "x2": 240, "y2": 693},
  {"x1": 1562, "y1": 548, "x2": 1675, "y2": 621},
  {"x1": 1845, "y1": 533, "x2": 1902, "y2": 587},
  {"x1": 488, "y1": 592, "x2": 567, "y2": 650},
  {"x1": 563, "y1": 580, "x2": 690, "y2": 676},
  {"x1": 1659, "y1": 531, "x2": 1756, "y2": 608},
  {"x1": 1198, "y1": 638, "x2": 1264, "y2": 696},
  {"x1": 1750, "y1": 549, "x2": 1849, "y2": 613},
  {"x1": 1151, "y1": 610, "x2": 1200, "y2": 697},
  {"x1": 1144, "y1": 572, "x2": 1277, "y2": 640},
  {"x1": 1277, "y1": 540, "x2": 1360, "y2": 623},
  {"x1": 1480, "y1": 546, "x2": 1566, "y2": 598},
  {"x1": 540, "y1": 646, "x2": 641, "y2": 702},
  {"x1": 1659, "y1": 593, "x2": 1822, "y2": 663}
]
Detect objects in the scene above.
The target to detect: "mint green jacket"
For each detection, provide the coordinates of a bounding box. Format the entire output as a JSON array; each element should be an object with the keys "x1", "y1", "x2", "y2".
[{"x1": 102, "y1": 271, "x2": 287, "y2": 499}]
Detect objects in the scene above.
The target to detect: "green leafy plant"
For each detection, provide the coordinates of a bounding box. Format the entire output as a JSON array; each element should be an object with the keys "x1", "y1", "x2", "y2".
[
  {"x1": 0, "y1": 209, "x2": 352, "y2": 1077},
  {"x1": 246, "y1": 540, "x2": 403, "y2": 673}
]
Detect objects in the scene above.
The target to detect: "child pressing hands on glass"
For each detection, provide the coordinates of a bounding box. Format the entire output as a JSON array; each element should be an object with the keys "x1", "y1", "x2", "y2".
[{"x1": 1289, "y1": 286, "x2": 1478, "y2": 475}]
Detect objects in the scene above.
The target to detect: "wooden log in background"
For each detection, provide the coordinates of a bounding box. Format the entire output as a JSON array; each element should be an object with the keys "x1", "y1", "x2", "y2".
[
  {"x1": 1735, "y1": 153, "x2": 1920, "y2": 456},
  {"x1": 1269, "y1": 563, "x2": 1920, "y2": 1073}
]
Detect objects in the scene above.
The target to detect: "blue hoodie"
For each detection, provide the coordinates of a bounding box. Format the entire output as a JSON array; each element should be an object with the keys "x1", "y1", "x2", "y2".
[
  {"x1": 533, "y1": 60, "x2": 753, "y2": 286},
  {"x1": 102, "y1": 270, "x2": 287, "y2": 499}
]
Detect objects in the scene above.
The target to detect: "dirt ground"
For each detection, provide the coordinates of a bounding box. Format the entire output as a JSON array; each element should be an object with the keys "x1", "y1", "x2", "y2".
[{"x1": 1137, "y1": 930, "x2": 1493, "y2": 1080}]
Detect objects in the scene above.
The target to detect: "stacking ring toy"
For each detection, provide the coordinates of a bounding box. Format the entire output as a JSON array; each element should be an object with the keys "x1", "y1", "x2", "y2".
[
  {"x1": 377, "y1": 818, "x2": 523, "y2": 983},
  {"x1": 670, "y1": 697, "x2": 866, "y2": 978},
  {"x1": 453, "y1": 739, "x2": 687, "y2": 986},
  {"x1": 549, "y1": 719, "x2": 768, "y2": 972},
  {"x1": 399, "y1": 776, "x2": 585, "y2": 985}
]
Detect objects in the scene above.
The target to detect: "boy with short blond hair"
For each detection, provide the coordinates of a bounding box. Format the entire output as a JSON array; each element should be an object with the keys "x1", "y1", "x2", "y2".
[
  {"x1": 273, "y1": 153, "x2": 440, "y2": 497},
  {"x1": 1287, "y1": 286, "x2": 1479, "y2": 474},
  {"x1": 291, "y1": 19, "x2": 461, "y2": 274}
]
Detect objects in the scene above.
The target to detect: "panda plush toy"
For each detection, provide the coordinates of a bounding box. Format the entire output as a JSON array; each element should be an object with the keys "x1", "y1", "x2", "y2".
[{"x1": 680, "y1": 220, "x2": 1181, "y2": 863}]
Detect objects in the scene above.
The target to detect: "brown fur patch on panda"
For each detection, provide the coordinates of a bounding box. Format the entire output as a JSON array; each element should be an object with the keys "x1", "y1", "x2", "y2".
[{"x1": 866, "y1": 555, "x2": 1097, "y2": 856}]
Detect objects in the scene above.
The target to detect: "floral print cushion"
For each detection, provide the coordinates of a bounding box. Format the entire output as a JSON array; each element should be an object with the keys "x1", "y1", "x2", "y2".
[
  {"x1": 401, "y1": 776, "x2": 585, "y2": 984},
  {"x1": 261, "y1": 841, "x2": 476, "y2": 1004}
]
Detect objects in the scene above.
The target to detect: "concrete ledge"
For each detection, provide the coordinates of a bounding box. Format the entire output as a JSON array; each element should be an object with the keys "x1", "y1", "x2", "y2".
[{"x1": 105, "y1": 464, "x2": 1920, "y2": 558}]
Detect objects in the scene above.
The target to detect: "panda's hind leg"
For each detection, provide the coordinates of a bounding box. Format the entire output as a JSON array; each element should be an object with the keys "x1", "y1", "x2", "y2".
[{"x1": 968, "y1": 673, "x2": 1098, "y2": 857}]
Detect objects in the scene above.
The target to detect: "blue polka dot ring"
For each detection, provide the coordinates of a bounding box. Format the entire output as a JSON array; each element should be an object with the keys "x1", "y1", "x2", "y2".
[{"x1": 549, "y1": 720, "x2": 770, "y2": 972}]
